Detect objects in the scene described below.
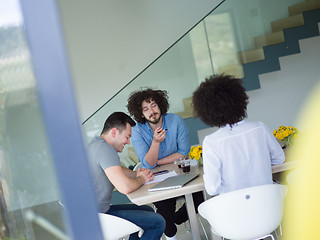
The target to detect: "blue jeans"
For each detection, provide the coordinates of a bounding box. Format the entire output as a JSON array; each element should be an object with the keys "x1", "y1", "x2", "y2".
[{"x1": 106, "y1": 204, "x2": 165, "y2": 240}]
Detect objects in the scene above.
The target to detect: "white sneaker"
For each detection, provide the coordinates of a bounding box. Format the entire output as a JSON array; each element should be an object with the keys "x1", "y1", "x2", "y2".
[{"x1": 165, "y1": 234, "x2": 178, "y2": 240}]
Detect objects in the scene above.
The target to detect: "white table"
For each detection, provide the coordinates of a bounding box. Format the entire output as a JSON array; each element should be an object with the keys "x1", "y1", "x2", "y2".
[
  {"x1": 272, "y1": 160, "x2": 297, "y2": 173},
  {"x1": 127, "y1": 158, "x2": 296, "y2": 239},
  {"x1": 272, "y1": 148, "x2": 297, "y2": 173},
  {"x1": 127, "y1": 163, "x2": 204, "y2": 239}
]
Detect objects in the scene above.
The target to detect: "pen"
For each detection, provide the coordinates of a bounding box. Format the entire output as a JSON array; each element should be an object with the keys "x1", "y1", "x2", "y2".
[
  {"x1": 153, "y1": 170, "x2": 169, "y2": 176},
  {"x1": 157, "y1": 129, "x2": 168, "y2": 133}
]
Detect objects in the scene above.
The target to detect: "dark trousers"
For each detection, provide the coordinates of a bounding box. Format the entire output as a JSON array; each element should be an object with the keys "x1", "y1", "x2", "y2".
[{"x1": 153, "y1": 191, "x2": 204, "y2": 237}]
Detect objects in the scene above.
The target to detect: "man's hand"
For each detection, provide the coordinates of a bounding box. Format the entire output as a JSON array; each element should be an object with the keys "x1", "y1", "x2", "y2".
[
  {"x1": 105, "y1": 166, "x2": 150, "y2": 194},
  {"x1": 153, "y1": 127, "x2": 166, "y2": 143},
  {"x1": 137, "y1": 168, "x2": 154, "y2": 183}
]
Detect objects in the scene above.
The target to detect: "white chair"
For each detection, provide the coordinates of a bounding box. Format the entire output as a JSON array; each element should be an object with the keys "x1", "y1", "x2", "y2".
[
  {"x1": 133, "y1": 162, "x2": 143, "y2": 171},
  {"x1": 198, "y1": 184, "x2": 287, "y2": 240},
  {"x1": 58, "y1": 201, "x2": 143, "y2": 239},
  {"x1": 98, "y1": 213, "x2": 143, "y2": 240}
]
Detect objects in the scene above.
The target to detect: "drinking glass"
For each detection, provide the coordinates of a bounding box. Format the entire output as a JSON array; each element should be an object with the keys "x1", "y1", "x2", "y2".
[{"x1": 181, "y1": 160, "x2": 190, "y2": 173}]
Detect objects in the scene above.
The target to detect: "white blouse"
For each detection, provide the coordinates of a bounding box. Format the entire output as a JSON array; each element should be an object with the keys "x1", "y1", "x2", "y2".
[{"x1": 203, "y1": 120, "x2": 285, "y2": 196}]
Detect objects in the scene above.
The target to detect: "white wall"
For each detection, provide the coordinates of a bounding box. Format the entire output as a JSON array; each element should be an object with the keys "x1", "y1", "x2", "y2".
[
  {"x1": 198, "y1": 33, "x2": 320, "y2": 144},
  {"x1": 81, "y1": 34, "x2": 202, "y2": 146},
  {"x1": 58, "y1": 0, "x2": 223, "y2": 122}
]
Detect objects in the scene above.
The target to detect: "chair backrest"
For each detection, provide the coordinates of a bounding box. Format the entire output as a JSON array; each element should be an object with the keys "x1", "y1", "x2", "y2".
[
  {"x1": 133, "y1": 162, "x2": 143, "y2": 171},
  {"x1": 98, "y1": 213, "x2": 143, "y2": 240},
  {"x1": 198, "y1": 184, "x2": 287, "y2": 240},
  {"x1": 59, "y1": 201, "x2": 143, "y2": 239}
]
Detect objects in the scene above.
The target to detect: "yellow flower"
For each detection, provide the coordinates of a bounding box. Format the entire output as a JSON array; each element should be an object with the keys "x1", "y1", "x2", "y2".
[
  {"x1": 189, "y1": 145, "x2": 202, "y2": 160},
  {"x1": 273, "y1": 125, "x2": 299, "y2": 146}
]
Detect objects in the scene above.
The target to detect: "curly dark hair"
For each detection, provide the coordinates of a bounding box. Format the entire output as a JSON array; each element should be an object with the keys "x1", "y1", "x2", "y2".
[
  {"x1": 127, "y1": 88, "x2": 169, "y2": 123},
  {"x1": 192, "y1": 74, "x2": 249, "y2": 127}
]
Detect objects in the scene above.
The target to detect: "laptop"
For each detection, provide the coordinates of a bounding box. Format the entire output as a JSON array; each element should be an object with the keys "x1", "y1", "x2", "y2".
[{"x1": 148, "y1": 173, "x2": 199, "y2": 192}]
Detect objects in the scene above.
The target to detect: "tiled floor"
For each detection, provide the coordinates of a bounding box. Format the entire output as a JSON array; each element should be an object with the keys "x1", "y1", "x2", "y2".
[
  {"x1": 160, "y1": 196, "x2": 213, "y2": 240},
  {"x1": 174, "y1": 215, "x2": 212, "y2": 240},
  {"x1": 9, "y1": 201, "x2": 280, "y2": 240},
  {"x1": 8, "y1": 201, "x2": 212, "y2": 240}
]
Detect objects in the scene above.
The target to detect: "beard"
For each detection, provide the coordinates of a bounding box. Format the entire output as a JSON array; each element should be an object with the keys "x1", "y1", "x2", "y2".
[{"x1": 146, "y1": 113, "x2": 161, "y2": 124}]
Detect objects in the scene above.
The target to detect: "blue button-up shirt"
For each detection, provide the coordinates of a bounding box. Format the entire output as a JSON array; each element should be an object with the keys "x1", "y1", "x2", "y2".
[{"x1": 131, "y1": 113, "x2": 190, "y2": 169}]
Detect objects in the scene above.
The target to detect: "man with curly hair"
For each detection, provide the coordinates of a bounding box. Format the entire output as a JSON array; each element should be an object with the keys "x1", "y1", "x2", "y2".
[
  {"x1": 192, "y1": 74, "x2": 285, "y2": 196},
  {"x1": 127, "y1": 88, "x2": 204, "y2": 240}
]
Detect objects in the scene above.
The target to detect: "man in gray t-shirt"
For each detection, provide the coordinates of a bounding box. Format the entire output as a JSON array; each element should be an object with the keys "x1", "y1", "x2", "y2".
[
  {"x1": 87, "y1": 112, "x2": 165, "y2": 240},
  {"x1": 87, "y1": 136, "x2": 122, "y2": 213}
]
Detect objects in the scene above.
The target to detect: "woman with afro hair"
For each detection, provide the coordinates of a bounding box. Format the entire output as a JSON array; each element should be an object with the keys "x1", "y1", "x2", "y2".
[{"x1": 192, "y1": 74, "x2": 285, "y2": 196}]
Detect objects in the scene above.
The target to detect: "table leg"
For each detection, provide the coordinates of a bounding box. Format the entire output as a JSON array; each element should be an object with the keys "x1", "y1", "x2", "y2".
[{"x1": 185, "y1": 193, "x2": 201, "y2": 240}]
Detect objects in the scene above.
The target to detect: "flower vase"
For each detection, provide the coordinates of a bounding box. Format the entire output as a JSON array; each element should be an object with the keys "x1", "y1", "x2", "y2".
[
  {"x1": 198, "y1": 157, "x2": 203, "y2": 167},
  {"x1": 283, "y1": 136, "x2": 294, "y2": 148}
]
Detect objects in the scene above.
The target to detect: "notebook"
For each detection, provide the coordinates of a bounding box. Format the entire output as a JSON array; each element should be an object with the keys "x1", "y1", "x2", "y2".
[{"x1": 148, "y1": 173, "x2": 200, "y2": 192}]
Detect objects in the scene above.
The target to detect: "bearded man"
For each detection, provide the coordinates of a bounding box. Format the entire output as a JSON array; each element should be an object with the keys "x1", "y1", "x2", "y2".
[{"x1": 127, "y1": 89, "x2": 204, "y2": 240}]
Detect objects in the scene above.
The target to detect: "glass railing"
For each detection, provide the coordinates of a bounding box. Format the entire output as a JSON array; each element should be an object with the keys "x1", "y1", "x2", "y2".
[
  {"x1": 82, "y1": 0, "x2": 312, "y2": 168},
  {"x1": 0, "y1": 1, "x2": 68, "y2": 239}
]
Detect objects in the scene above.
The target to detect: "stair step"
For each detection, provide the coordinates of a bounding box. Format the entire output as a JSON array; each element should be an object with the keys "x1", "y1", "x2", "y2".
[
  {"x1": 254, "y1": 31, "x2": 285, "y2": 48},
  {"x1": 218, "y1": 64, "x2": 244, "y2": 78},
  {"x1": 238, "y1": 48, "x2": 265, "y2": 64},
  {"x1": 176, "y1": 111, "x2": 193, "y2": 119},
  {"x1": 240, "y1": 7, "x2": 320, "y2": 91},
  {"x1": 182, "y1": 97, "x2": 193, "y2": 112},
  {"x1": 288, "y1": 0, "x2": 320, "y2": 16},
  {"x1": 176, "y1": 97, "x2": 193, "y2": 119},
  {"x1": 271, "y1": 14, "x2": 304, "y2": 32}
]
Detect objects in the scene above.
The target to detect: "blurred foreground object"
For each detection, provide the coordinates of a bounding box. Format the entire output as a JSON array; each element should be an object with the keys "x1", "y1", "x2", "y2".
[{"x1": 283, "y1": 80, "x2": 320, "y2": 239}]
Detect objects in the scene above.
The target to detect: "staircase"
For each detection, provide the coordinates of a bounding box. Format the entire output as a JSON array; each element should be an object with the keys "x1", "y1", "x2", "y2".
[
  {"x1": 177, "y1": 0, "x2": 320, "y2": 119},
  {"x1": 247, "y1": 29, "x2": 320, "y2": 132},
  {"x1": 241, "y1": 6, "x2": 320, "y2": 91}
]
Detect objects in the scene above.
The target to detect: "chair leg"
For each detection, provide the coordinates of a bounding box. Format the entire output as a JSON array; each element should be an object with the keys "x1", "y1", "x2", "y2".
[
  {"x1": 184, "y1": 221, "x2": 190, "y2": 232},
  {"x1": 268, "y1": 234, "x2": 275, "y2": 240},
  {"x1": 274, "y1": 224, "x2": 282, "y2": 240},
  {"x1": 253, "y1": 234, "x2": 275, "y2": 240},
  {"x1": 279, "y1": 224, "x2": 283, "y2": 236},
  {"x1": 198, "y1": 215, "x2": 208, "y2": 240},
  {"x1": 152, "y1": 204, "x2": 157, "y2": 212}
]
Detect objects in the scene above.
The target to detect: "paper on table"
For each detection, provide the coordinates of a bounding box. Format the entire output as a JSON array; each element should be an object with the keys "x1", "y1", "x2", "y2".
[{"x1": 145, "y1": 170, "x2": 178, "y2": 185}]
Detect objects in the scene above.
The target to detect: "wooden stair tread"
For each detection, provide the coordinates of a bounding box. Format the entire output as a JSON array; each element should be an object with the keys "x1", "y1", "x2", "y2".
[
  {"x1": 238, "y1": 48, "x2": 265, "y2": 64},
  {"x1": 254, "y1": 31, "x2": 285, "y2": 48},
  {"x1": 218, "y1": 64, "x2": 244, "y2": 78},
  {"x1": 288, "y1": 0, "x2": 320, "y2": 16},
  {"x1": 175, "y1": 97, "x2": 193, "y2": 119},
  {"x1": 176, "y1": 111, "x2": 193, "y2": 119},
  {"x1": 182, "y1": 97, "x2": 192, "y2": 111},
  {"x1": 271, "y1": 14, "x2": 304, "y2": 32}
]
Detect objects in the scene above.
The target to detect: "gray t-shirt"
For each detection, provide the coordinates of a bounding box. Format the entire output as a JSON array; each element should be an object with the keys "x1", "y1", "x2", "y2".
[{"x1": 87, "y1": 136, "x2": 121, "y2": 213}]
